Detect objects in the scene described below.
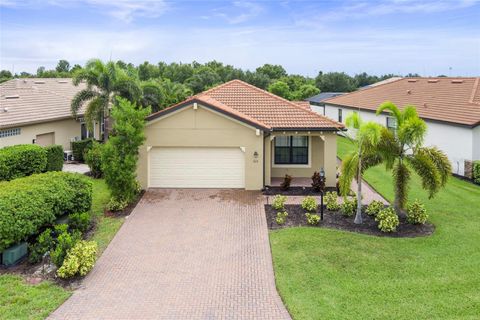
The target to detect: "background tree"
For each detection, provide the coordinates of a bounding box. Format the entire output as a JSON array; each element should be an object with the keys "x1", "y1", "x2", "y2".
[
  {"x1": 256, "y1": 64, "x2": 287, "y2": 80},
  {"x1": 56, "y1": 60, "x2": 71, "y2": 73},
  {"x1": 71, "y1": 59, "x2": 141, "y2": 140},
  {"x1": 102, "y1": 98, "x2": 150, "y2": 205},
  {"x1": 0, "y1": 70, "x2": 13, "y2": 83},
  {"x1": 316, "y1": 72, "x2": 357, "y2": 92},
  {"x1": 376, "y1": 102, "x2": 452, "y2": 213},
  {"x1": 339, "y1": 112, "x2": 383, "y2": 224},
  {"x1": 268, "y1": 80, "x2": 291, "y2": 99}
]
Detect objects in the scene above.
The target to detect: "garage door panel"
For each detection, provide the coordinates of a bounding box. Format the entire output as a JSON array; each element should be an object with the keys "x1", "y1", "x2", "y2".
[{"x1": 149, "y1": 147, "x2": 245, "y2": 188}]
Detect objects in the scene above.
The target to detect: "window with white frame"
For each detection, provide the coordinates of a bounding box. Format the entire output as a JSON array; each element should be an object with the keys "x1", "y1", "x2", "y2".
[
  {"x1": 274, "y1": 136, "x2": 309, "y2": 165},
  {"x1": 0, "y1": 128, "x2": 21, "y2": 138},
  {"x1": 386, "y1": 116, "x2": 397, "y2": 133}
]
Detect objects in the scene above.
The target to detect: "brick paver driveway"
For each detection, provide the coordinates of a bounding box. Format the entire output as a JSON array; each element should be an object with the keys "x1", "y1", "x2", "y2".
[{"x1": 49, "y1": 189, "x2": 290, "y2": 320}]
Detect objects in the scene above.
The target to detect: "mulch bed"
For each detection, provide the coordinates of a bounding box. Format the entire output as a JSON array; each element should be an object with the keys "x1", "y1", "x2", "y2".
[
  {"x1": 265, "y1": 204, "x2": 435, "y2": 238},
  {"x1": 263, "y1": 186, "x2": 337, "y2": 196},
  {"x1": 104, "y1": 190, "x2": 145, "y2": 217}
]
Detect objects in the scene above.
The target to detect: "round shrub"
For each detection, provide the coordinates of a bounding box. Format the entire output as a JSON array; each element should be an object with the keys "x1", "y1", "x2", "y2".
[
  {"x1": 68, "y1": 212, "x2": 93, "y2": 233},
  {"x1": 341, "y1": 197, "x2": 357, "y2": 217},
  {"x1": 0, "y1": 144, "x2": 47, "y2": 181},
  {"x1": 85, "y1": 142, "x2": 104, "y2": 178},
  {"x1": 106, "y1": 197, "x2": 128, "y2": 212},
  {"x1": 407, "y1": 200, "x2": 428, "y2": 224},
  {"x1": 301, "y1": 196, "x2": 317, "y2": 212},
  {"x1": 375, "y1": 207, "x2": 400, "y2": 232},
  {"x1": 305, "y1": 213, "x2": 320, "y2": 225},
  {"x1": 325, "y1": 191, "x2": 341, "y2": 211},
  {"x1": 272, "y1": 195, "x2": 287, "y2": 211},
  {"x1": 365, "y1": 200, "x2": 384, "y2": 217},
  {"x1": 276, "y1": 211, "x2": 288, "y2": 225},
  {"x1": 57, "y1": 240, "x2": 98, "y2": 279},
  {"x1": 45, "y1": 145, "x2": 64, "y2": 172}
]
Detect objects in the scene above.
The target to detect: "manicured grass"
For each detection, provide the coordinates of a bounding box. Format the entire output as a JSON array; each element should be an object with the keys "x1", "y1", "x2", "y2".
[
  {"x1": 270, "y1": 136, "x2": 480, "y2": 319},
  {"x1": 0, "y1": 177, "x2": 122, "y2": 320}
]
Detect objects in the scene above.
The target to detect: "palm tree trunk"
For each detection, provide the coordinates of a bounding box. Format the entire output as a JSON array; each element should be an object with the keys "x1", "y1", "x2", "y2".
[{"x1": 354, "y1": 156, "x2": 363, "y2": 224}]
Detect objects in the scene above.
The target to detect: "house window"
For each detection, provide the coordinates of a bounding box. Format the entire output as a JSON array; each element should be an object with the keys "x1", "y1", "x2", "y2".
[
  {"x1": 386, "y1": 116, "x2": 397, "y2": 133},
  {"x1": 274, "y1": 136, "x2": 309, "y2": 165},
  {"x1": 81, "y1": 122, "x2": 94, "y2": 140},
  {"x1": 0, "y1": 128, "x2": 21, "y2": 138},
  {"x1": 338, "y1": 109, "x2": 343, "y2": 122}
]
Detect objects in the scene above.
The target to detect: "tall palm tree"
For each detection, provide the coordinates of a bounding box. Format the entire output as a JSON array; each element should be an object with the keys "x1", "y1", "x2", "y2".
[
  {"x1": 71, "y1": 59, "x2": 141, "y2": 140},
  {"x1": 339, "y1": 112, "x2": 383, "y2": 224},
  {"x1": 376, "y1": 101, "x2": 452, "y2": 213}
]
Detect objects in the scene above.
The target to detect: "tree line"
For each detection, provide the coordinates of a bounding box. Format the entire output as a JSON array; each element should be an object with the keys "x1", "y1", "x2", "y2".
[{"x1": 1, "y1": 59, "x2": 421, "y2": 112}]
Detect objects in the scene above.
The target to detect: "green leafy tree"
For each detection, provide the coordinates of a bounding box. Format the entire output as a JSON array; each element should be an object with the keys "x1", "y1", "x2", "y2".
[
  {"x1": 243, "y1": 71, "x2": 271, "y2": 89},
  {"x1": 315, "y1": 72, "x2": 357, "y2": 92},
  {"x1": 293, "y1": 84, "x2": 320, "y2": 100},
  {"x1": 256, "y1": 64, "x2": 287, "y2": 80},
  {"x1": 376, "y1": 102, "x2": 452, "y2": 213},
  {"x1": 56, "y1": 59, "x2": 71, "y2": 73},
  {"x1": 268, "y1": 80, "x2": 291, "y2": 99},
  {"x1": 0, "y1": 70, "x2": 13, "y2": 83},
  {"x1": 185, "y1": 66, "x2": 221, "y2": 93},
  {"x1": 71, "y1": 59, "x2": 141, "y2": 140},
  {"x1": 339, "y1": 113, "x2": 383, "y2": 224},
  {"x1": 102, "y1": 98, "x2": 150, "y2": 203}
]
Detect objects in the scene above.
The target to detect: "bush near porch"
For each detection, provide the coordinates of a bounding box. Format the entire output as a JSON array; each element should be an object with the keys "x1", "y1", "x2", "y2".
[{"x1": 269, "y1": 136, "x2": 480, "y2": 319}]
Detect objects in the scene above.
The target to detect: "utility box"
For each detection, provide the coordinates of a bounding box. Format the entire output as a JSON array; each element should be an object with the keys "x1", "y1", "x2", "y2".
[{"x1": 2, "y1": 242, "x2": 28, "y2": 266}]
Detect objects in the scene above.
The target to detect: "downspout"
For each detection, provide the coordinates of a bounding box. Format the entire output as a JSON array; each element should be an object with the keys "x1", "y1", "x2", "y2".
[{"x1": 263, "y1": 131, "x2": 266, "y2": 188}]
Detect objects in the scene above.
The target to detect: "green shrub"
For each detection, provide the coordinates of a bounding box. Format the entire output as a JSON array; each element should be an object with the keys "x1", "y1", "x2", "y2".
[
  {"x1": 28, "y1": 228, "x2": 55, "y2": 264},
  {"x1": 106, "y1": 197, "x2": 128, "y2": 212},
  {"x1": 0, "y1": 172, "x2": 92, "y2": 252},
  {"x1": 50, "y1": 227, "x2": 81, "y2": 268},
  {"x1": 102, "y1": 98, "x2": 150, "y2": 203},
  {"x1": 272, "y1": 195, "x2": 287, "y2": 210},
  {"x1": 305, "y1": 213, "x2": 320, "y2": 225},
  {"x1": 85, "y1": 142, "x2": 104, "y2": 178},
  {"x1": 375, "y1": 207, "x2": 400, "y2": 232},
  {"x1": 72, "y1": 138, "x2": 94, "y2": 162},
  {"x1": 365, "y1": 200, "x2": 384, "y2": 217},
  {"x1": 45, "y1": 145, "x2": 63, "y2": 172},
  {"x1": 276, "y1": 211, "x2": 288, "y2": 225},
  {"x1": 325, "y1": 191, "x2": 340, "y2": 211},
  {"x1": 301, "y1": 196, "x2": 317, "y2": 212},
  {"x1": 340, "y1": 197, "x2": 357, "y2": 217},
  {"x1": 0, "y1": 144, "x2": 47, "y2": 181},
  {"x1": 57, "y1": 240, "x2": 97, "y2": 279},
  {"x1": 68, "y1": 212, "x2": 92, "y2": 233},
  {"x1": 407, "y1": 200, "x2": 428, "y2": 224},
  {"x1": 473, "y1": 161, "x2": 480, "y2": 185}
]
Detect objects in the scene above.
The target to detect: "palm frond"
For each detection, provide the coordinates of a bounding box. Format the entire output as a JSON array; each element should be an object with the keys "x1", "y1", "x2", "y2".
[
  {"x1": 71, "y1": 89, "x2": 98, "y2": 117},
  {"x1": 339, "y1": 152, "x2": 358, "y2": 197},
  {"x1": 361, "y1": 152, "x2": 383, "y2": 173},
  {"x1": 397, "y1": 117, "x2": 427, "y2": 149},
  {"x1": 357, "y1": 121, "x2": 382, "y2": 153},
  {"x1": 407, "y1": 152, "x2": 441, "y2": 199},
  {"x1": 376, "y1": 101, "x2": 402, "y2": 124},
  {"x1": 84, "y1": 95, "x2": 108, "y2": 130},
  {"x1": 417, "y1": 146, "x2": 452, "y2": 187},
  {"x1": 402, "y1": 105, "x2": 419, "y2": 122},
  {"x1": 376, "y1": 127, "x2": 398, "y2": 170},
  {"x1": 345, "y1": 111, "x2": 362, "y2": 130}
]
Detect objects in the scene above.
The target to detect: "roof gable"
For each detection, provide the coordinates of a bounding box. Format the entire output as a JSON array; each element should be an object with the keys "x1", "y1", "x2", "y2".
[{"x1": 147, "y1": 80, "x2": 343, "y2": 131}]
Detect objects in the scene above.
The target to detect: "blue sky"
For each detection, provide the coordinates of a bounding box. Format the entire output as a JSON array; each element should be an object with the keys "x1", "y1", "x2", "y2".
[{"x1": 1, "y1": 0, "x2": 479, "y2": 76}]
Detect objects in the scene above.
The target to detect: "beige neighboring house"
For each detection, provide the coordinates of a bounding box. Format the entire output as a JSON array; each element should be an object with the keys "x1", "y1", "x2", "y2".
[
  {"x1": 0, "y1": 78, "x2": 100, "y2": 150},
  {"x1": 137, "y1": 80, "x2": 344, "y2": 190}
]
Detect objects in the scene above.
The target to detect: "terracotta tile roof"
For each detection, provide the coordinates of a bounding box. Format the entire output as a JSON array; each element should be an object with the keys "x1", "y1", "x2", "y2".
[
  {"x1": 324, "y1": 77, "x2": 480, "y2": 127},
  {"x1": 0, "y1": 78, "x2": 86, "y2": 128},
  {"x1": 148, "y1": 80, "x2": 343, "y2": 131},
  {"x1": 292, "y1": 101, "x2": 311, "y2": 110}
]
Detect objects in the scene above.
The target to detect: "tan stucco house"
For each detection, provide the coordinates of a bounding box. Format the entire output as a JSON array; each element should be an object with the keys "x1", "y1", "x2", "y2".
[
  {"x1": 137, "y1": 80, "x2": 344, "y2": 190},
  {"x1": 0, "y1": 78, "x2": 100, "y2": 150}
]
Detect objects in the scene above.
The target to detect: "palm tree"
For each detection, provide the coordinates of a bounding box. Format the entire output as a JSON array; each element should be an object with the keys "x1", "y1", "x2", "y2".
[
  {"x1": 71, "y1": 59, "x2": 141, "y2": 140},
  {"x1": 376, "y1": 101, "x2": 452, "y2": 213},
  {"x1": 339, "y1": 112, "x2": 383, "y2": 224}
]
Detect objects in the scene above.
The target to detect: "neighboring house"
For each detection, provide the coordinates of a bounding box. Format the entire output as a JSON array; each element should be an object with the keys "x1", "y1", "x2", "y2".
[
  {"x1": 0, "y1": 78, "x2": 100, "y2": 150},
  {"x1": 306, "y1": 92, "x2": 345, "y2": 115},
  {"x1": 137, "y1": 80, "x2": 344, "y2": 190},
  {"x1": 321, "y1": 77, "x2": 480, "y2": 178}
]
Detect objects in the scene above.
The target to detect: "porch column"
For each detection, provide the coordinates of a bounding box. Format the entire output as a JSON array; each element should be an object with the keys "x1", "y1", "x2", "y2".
[
  {"x1": 264, "y1": 135, "x2": 272, "y2": 186},
  {"x1": 323, "y1": 133, "x2": 337, "y2": 188}
]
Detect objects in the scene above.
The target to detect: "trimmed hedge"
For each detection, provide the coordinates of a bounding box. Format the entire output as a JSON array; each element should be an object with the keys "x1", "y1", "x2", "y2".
[
  {"x1": 72, "y1": 138, "x2": 94, "y2": 162},
  {"x1": 45, "y1": 145, "x2": 64, "y2": 172},
  {"x1": 0, "y1": 144, "x2": 47, "y2": 181},
  {"x1": 473, "y1": 161, "x2": 480, "y2": 185},
  {"x1": 0, "y1": 172, "x2": 93, "y2": 252}
]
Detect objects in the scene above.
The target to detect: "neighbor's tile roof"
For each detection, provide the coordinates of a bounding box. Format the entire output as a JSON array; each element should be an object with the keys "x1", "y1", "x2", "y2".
[
  {"x1": 147, "y1": 80, "x2": 343, "y2": 130},
  {"x1": 324, "y1": 77, "x2": 480, "y2": 127},
  {"x1": 0, "y1": 78, "x2": 86, "y2": 128}
]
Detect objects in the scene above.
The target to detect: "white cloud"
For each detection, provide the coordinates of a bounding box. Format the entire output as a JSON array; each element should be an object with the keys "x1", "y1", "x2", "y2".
[{"x1": 213, "y1": 1, "x2": 263, "y2": 24}]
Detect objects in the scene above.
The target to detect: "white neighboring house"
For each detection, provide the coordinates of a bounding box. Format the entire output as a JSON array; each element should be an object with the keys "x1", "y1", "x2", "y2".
[{"x1": 314, "y1": 77, "x2": 480, "y2": 178}]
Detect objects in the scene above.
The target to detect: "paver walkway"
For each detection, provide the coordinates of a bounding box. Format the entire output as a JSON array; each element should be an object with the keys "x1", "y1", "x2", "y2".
[{"x1": 49, "y1": 189, "x2": 290, "y2": 320}]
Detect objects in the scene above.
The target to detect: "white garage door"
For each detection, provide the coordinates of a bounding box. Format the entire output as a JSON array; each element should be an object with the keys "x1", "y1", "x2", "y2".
[{"x1": 149, "y1": 147, "x2": 245, "y2": 188}]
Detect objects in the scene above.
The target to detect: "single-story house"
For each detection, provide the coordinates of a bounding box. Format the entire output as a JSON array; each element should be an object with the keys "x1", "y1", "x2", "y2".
[
  {"x1": 319, "y1": 77, "x2": 480, "y2": 178},
  {"x1": 0, "y1": 78, "x2": 101, "y2": 150},
  {"x1": 137, "y1": 79, "x2": 344, "y2": 190}
]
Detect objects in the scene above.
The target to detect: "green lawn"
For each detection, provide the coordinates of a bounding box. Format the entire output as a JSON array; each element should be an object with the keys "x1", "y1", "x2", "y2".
[
  {"x1": 0, "y1": 177, "x2": 123, "y2": 320},
  {"x1": 270, "y1": 136, "x2": 480, "y2": 319}
]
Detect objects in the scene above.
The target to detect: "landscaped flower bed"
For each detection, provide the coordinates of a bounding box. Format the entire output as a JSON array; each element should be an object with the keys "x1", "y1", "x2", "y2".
[{"x1": 265, "y1": 195, "x2": 434, "y2": 237}]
